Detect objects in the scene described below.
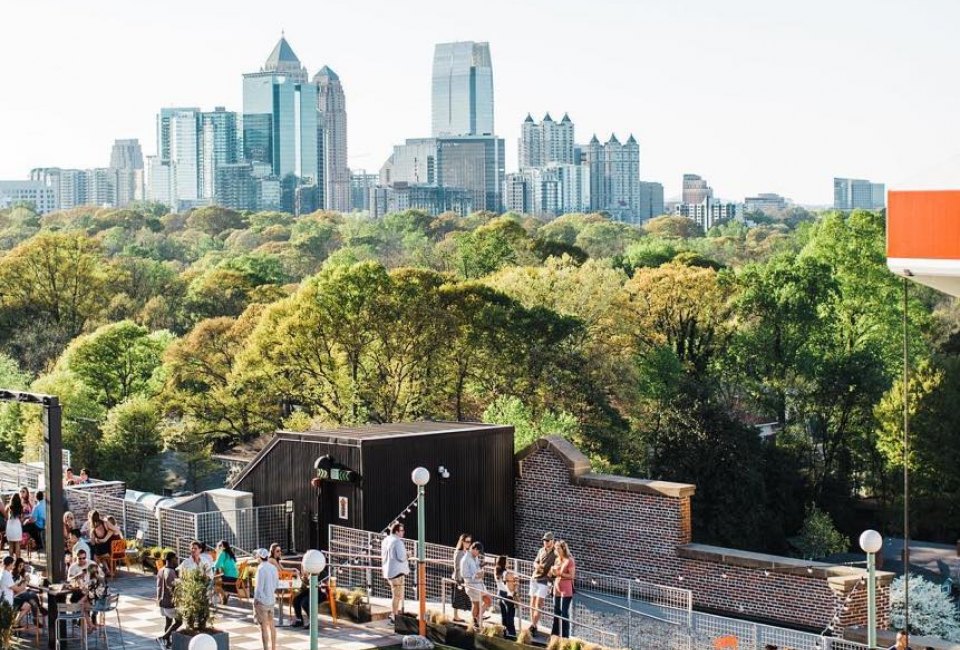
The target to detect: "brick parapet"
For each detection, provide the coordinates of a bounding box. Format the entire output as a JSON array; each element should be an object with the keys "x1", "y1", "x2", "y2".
[{"x1": 514, "y1": 438, "x2": 891, "y2": 632}]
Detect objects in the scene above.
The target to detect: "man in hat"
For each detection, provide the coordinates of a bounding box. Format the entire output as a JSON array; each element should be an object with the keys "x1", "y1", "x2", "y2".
[
  {"x1": 254, "y1": 548, "x2": 279, "y2": 650},
  {"x1": 527, "y1": 532, "x2": 556, "y2": 636}
]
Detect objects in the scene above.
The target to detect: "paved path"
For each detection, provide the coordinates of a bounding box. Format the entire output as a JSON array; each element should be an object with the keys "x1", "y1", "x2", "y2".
[{"x1": 18, "y1": 570, "x2": 401, "y2": 650}]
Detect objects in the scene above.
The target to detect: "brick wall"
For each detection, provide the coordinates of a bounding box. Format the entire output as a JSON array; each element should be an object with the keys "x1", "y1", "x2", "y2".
[{"x1": 515, "y1": 437, "x2": 892, "y2": 632}]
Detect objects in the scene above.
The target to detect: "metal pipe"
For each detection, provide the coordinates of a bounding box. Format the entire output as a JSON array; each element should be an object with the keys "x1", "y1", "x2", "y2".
[
  {"x1": 417, "y1": 483, "x2": 426, "y2": 637},
  {"x1": 309, "y1": 573, "x2": 319, "y2": 650},
  {"x1": 903, "y1": 277, "x2": 910, "y2": 632}
]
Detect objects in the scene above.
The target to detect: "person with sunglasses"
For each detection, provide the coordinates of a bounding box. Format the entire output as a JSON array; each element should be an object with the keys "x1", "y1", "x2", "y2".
[{"x1": 451, "y1": 533, "x2": 473, "y2": 622}]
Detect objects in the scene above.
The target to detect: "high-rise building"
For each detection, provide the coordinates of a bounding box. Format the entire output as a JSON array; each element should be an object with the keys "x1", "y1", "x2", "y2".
[
  {"x1": 109, "y1": 139, "x2": 144, "y2": 171},
  {"x1": 167, "y1": 109, "x2": 201, "y2": 204},
  {"x1": 350, "y1": 170, "x2": 377, "y2": 212},
  {"x1": 379, "y1": 135, "x2": 504, "y2": 214},
  {"x1": 744, "y1": 193, "x2": 787, "y2": 215},
  {"x1": 145, "y1": 157, "x2": 174, "y2": 207},
  {"x1": 315, "y1": 66, "x2": 350, "y2": 212},
  {"x1": 431, "y1": 41, "x2": 494, "y2": 137},
  {"x1": 833, "y1": 177, "x2": 885, "y2": 210},
  {"x1": 580, "y1": 134, "x2": 641, "y2": 223},
  {"x1": 504, "y1": 164, "x2": 590, "y2": 217},
  {"x1": 200, "y1": 107, "x2": 240, "y2": 200},
  {"x1": 243, "y1": 36, "x2": 319, "y2": 189},
  {"x1": 675, "y1": 199, "x2": 738, "y2": 232},
  {"x1": 682, "y1": 174, "x2": 713, "y2": 205},
  {"x1": 519, "y1": 113, "x2": 575, "y2": 169},
  {"x1": 0, "y1": 181, "x2": 58, "y2": 214},
  {"x1": 29, "y1": 167, "x2": 122, "y2": 210},
  {"x1": 370, "y1": 183, "x2": 473, "y2": 219},
  {"x1": 638, "y1": 181, "x2": 665, "y2": 221},
  {"x1": 109, "y1": 139, "x2": 145, "y2": 206},
  {"x1": 157, "y1": 107, "x2": 200, "y2": 161}
]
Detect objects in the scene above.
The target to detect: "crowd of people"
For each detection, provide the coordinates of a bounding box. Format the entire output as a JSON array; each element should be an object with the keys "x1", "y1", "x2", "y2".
[{"x1": 380, "y1": 524, "x2": 576, "y2": 640}]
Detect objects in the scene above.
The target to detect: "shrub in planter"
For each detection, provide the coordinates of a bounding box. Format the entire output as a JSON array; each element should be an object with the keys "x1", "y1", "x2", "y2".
[
  {"x1": 171, "y1": 568, "x2": 229, "y2": 650},
  {"x1": 0, "y1": 600, "x2": 15, "y2": 649}
]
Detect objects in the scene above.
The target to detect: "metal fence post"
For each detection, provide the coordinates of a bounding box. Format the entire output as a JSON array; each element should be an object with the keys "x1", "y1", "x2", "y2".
[
  {"x1": 254, "y1": 507, "x2": 260, "y2": 550},
  {"x1": 157, "y1": 509, "x2": 164, "y2": 549}
]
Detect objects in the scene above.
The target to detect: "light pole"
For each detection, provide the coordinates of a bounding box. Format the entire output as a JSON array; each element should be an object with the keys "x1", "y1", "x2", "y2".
[
  {"x1": 859, "y1": 530, "x2": 883, "y2": 649},
  {"x1": 188, "y1": 633, "x2": 217, "y2": 650},
  {"x1": 303, "y1": 549, "x2": 327, "y2": 650},
  {"x1": 411, "y1": 467, "x2": 431, "y2": 637}
]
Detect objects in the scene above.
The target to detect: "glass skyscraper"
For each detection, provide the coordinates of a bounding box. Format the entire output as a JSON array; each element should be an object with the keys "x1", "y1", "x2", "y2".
[
  {"x1": 242, "y1": 36, "x2": 319, "y2": 187},
  {"x1": 431, "y1": 41, "x2": 494, "y2": 137},
  {"x1": 201, "y1": 107, "x2": 239, "y2": 200}
]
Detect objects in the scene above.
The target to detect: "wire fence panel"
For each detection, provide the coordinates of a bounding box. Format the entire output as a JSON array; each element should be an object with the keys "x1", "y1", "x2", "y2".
[
  {"x1": 195, "y1": 505, "x2": 288, "y2": 555},
  {"x1": 0, "y1": 460, "x2": 42, "y2": 492},
  {"x1": 821, "y1": 638, "x2": 871, "y2": 650}
]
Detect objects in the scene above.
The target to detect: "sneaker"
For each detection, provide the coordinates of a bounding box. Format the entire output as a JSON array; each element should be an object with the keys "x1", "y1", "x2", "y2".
[
  {"x1": 291, "y1": 620, "x2": 304, "y2": 628},
  {"x1": 388, "y1": 615, "x2": 396, "y2": 625}
]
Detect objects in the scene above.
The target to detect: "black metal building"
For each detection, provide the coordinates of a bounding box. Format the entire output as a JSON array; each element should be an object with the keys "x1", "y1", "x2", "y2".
[{"x1": 231, "y1": 422, "x2": 515, "y2": 555}]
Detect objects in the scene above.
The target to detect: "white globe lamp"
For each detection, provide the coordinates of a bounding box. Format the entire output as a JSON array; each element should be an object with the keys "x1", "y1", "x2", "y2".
[
  {"x1": 411, "y1": 467, "x2": 430, "y2": 486},
  {"x1": 859, "y1": 529, "x2": 883, "y2": 554},
  {"x1": 188, "y1": 633, "x2": 218, "y2": 650},
  {"x1": 302, "y1": 549, "x2": 327, "y2": 575}
]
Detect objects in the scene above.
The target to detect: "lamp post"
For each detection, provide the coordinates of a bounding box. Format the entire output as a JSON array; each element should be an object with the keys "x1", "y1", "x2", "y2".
[
  {"x1": 303, "y1": 549, "x2": 327, "y2": 650},
  {"x1": 411, "y1": 467, "x2": 431, "y2": 637},
  {"x1": 859, "y1": 529, "x2": 883, "y2": 649}
]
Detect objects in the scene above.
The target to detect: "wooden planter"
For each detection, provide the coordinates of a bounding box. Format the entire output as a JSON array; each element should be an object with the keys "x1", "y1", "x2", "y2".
[
  {"x1": 474, "y1": 635, "x2": 540, "y2": 650},
  {"x1": 394, "y1": 614, "x2": 476, "y2": 650},
  {"x1": 172, "y1": 629, "x2": 230, "y2": 650},
  {"x1": 317, "y1": 600, "x2": 372, "y2": 623}
]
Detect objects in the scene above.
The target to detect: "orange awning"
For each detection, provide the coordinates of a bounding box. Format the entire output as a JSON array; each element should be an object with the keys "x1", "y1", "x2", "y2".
[{"x1": 887, "y1": 190, "x2": 960, "y2": 296}]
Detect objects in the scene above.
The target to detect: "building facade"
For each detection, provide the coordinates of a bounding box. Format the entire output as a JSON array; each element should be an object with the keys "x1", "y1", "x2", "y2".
[
  {"x1": 243, "y1": 37, "x2": 319, "y2": 188},
  {"x1": 315, "y1": 66, "x2": 350, "y2": 212},
  {"x1": 519, "y1": 113, "x2": 575, "y2": 169},
  {"x1": 200, "y1": 107, "x2": 240, "y2": 201},
  {"x1": 638, "y1": 181, "x2": 665, "y2": 221},
  {"x1": 675, "y1": 198, "x2": 739, "y2": 232},
  {"x1": 682, "y1": 173, "x2": 713, "y2": 205},
  {"x1": 0, "y1": 181, "x2": 58, "y2": 214},
  {"x1": 370, "y1": 183, "x2": 473, "y2": 219},
  {"x1": 109, "y1": 139, "x2": 144, "y2": 171},
  {"x1": 834, "y1": 177, "x2": 885, "y2": 210},
  {"x1": 580, "y1": 134, "x2": 641, "y2": 223},
  {"x1": 432, "y1": 41, "x2": 494, "y2": 137},
  {"x1": 350, "y1": 170, "x2": 377, "y2": 212},
  {"x1": 744, "y1": 192, "x2": 787, "y2": 215}
]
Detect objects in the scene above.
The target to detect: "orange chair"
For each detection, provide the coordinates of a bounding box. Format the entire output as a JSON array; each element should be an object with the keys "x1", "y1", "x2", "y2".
[
  {"x1": 105, "y1": 538, "x2": 127, "y2": 577},
  {"x1": 278, "y1": 569, "x2": 300, "y2": 619}
]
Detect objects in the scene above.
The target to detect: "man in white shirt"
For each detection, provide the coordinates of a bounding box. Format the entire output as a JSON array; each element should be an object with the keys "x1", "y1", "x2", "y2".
[
  {"x1": 178, "y1": 540, "x2": 213, "y2": 578},
  {"x1": 380, "y1": 523, "x2": 409, "y2": 623},
  {"x1": 254, "y1": 548, "x2": 279, "y2": 650},
  {"x1": 69, "y1": 531, "x2": 91, "y2": 561},
  {"x1": 0, "y1": 556, "x2": 15, "y2": 606}
]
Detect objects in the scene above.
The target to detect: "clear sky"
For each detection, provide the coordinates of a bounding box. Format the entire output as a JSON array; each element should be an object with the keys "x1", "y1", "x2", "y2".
[{"x1": 2, "y1": 0, "x2": 958, "y2": 204}]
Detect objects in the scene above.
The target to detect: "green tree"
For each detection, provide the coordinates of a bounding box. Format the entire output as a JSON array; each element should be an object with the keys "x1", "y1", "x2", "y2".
[
  {"x1": 0, "y1": 354, "x2": 31, "y2": 461},
  {"x1": 482, "y1": 395, "x2": 580, "y2": 451},
  {"x1": 185, "y1": 206, "x2": 247, "y2": 236},
  {"x1": 793, "y1": 505, "x2": 848, "y2": 559},
  {"x1": 643, "y1": 215, "x2": 702, "y2": 239},
  {"x1": 98, "y1": 396, "x2": 164, "y2": 492}
]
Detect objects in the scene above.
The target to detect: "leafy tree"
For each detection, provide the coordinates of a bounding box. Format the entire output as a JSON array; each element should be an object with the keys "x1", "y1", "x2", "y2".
[
  {"x1": 793, "y1": 505, "x2": 848, "y2": 559},
  {"x1": 185, "y1": 206, "x2": 247, "y2": 236},
  {"x1": 643, "y1": 215, "x2": 702, "y2": 239},
  {"x1": 889, "y1": 574, "x2": 960, "y2": 640},
  {"x1": 482, "y1": 396, "x2": 580, "y2": 451},
  {"x1": 98, "y1": 396, "x2": 164, "y2": 492},
  {"x1": 60, "y1": 321, "x2": 172, "y2": 410},
  {"x1": 618, "y1": 238, "x2": 681, "y2": 274},
  {"x1": 0, "y1": 353, "x2": 31, "y2": 461}
]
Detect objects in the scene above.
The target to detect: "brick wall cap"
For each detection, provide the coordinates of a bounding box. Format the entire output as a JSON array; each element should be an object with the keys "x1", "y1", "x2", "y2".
[
  {"x1": 677, "y1": 543, "x2": 893, "y2": 582},
  {"x1": 846, "y1": 627, "x2": 960, "y2": 649},
  {"x1": 517, "y1": 436, "x2": 696, "y2": 498}
]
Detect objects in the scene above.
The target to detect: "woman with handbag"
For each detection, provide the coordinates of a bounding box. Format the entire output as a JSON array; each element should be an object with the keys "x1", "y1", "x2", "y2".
[
  {"x1": 451, "y1": 533, "x2": 472, "y2": 622},
  {"x1": 549, "y1": 540, "x2": 576, "y2": 639},
  {"x1": 494, "y1": 555, "x2": 517, "y2": 637}
]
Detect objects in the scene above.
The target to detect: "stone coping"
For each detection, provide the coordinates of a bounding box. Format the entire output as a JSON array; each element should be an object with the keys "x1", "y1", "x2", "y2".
[
  {"x1": 677, "y1": 543, "x2": 895, "y2": 586},
  {"x1": 847, "y1": 627, "x2": 960, "y2": 649},
  {"x1": 517, "y1": 436, "x2": 696, "y2": 498}
]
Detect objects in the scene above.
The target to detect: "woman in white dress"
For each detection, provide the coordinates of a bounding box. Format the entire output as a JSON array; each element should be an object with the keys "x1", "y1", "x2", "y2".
[{"x1": 5, "y1": 494, "x2": 24, "y2": 559}]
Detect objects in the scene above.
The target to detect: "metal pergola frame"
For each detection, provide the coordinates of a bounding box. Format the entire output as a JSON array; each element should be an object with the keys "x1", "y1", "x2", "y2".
[{"x1": 0, "y1": 389, "x2": 65, "y2": 648}]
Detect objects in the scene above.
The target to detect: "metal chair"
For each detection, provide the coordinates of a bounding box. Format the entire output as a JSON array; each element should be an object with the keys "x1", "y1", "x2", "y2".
[
  {"x1": 91, "y1": 593, "x2": 123, "y2": 649},
  {"x1": 54, "y1": 601, "x2": 88, "y2": 650}
]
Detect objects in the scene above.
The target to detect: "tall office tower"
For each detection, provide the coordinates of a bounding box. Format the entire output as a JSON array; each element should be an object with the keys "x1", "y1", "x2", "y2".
[
  {"x1": 350, "y1": 170, "x2": 377, "y2": 212},
  {"x1": 109, "y1": 139, "x2": 144, "y2": 170},
  {"x1": 243, "y1": 36, "x2": 319, "y2": 196},
  {"x1": 109, "y1": 139, "x2": 144, "y2": 206},
  {"x1": 431, "y1": 41, "x2": 494, "y2": 137},
  {"x1": 146, "y1": 157, "x2": 174, "y2": 207},
  {"x1": 314, "y1": 66, "x2": 350, "y2": 212},
  {"x1": 157, "y1": 107, "x2": 200, "y2": 161},
  {"x1": 833, "y1": 177, "x2": 885, "y2": 210},
  {"x1": 580, "y1": 134, "x2": 641, "y2": 223},
  {"x1": 675, "y1": 199, "x2": 738, "y2": 231},
  {"x1": 519, "y1": 113, "x2": 575, "y2": 168},
  {"x1": 0, "y1": 181, "x2": 58, "y2": 214},
  {"x1": 744, "y1": 193, "x2": 787, "y2": 215},
  {"x1": 200, "y1": 107, "x2": 239, "y2": 200},
  {"x1": 682, "y1": 174, "x2": 713, "y2": 204},
  {"x1": 638, "y1": 181, "x2": 665, "y2": 221},
  {"x1": 29, "y1": 167, "x2": 122, "y2": 209},
  {"x1": 167, "y1": 109, "x2": 201, "y2": 204}
]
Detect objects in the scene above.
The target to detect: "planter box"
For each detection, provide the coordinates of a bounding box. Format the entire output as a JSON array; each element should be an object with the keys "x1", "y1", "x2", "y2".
[
  {"x1": 172, "y1": 630, "x2": 229, "y2": 650},
  {"x1": 475, "y1": 635, "x2": 540, "y2": 650},
  {"x1": 318, "y1": 600, "x2": 372, "y2": 623}
]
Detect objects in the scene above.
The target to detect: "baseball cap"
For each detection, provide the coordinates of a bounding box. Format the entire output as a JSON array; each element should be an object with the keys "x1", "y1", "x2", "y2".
[
  {"x1": 542, "y1": 532, "x2": 554, "y2": 541},
  {"x1": 257, "y1": 548, "x2": 269, "y2": 560}
]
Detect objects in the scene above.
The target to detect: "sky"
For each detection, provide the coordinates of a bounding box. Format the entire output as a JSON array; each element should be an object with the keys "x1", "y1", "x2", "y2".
[{"x1": 2, "y1": 0, "x2": 959, "y2": 205}]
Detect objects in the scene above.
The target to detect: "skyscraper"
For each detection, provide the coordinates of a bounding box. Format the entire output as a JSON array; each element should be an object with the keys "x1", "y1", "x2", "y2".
[
  {"x1": 519, "y1": 113, "x2": 575, "y2": 169},
  {"x1": 315, "y1": 66, "x2": 350, "y2": 212},
  {"x1": 157, "y1": 107, "x2": 199, "y2": 161},
  {"x1": 109, "y1": 139, "x2": 144, "y2": 171},
  {"x1": 580, "y1": 134, "x2": 641, "y2": 223},
  {"x1": 168, "y1": 109, "x2": 201, "y2": 204},
  {"x1": 431, "y1": 42, "x2": 494, "y2": 137},
  {"x1": 243, "y1": 36, "x2": 319, "y2": 191},
  {"x1": 109, "y1": 139, "x2": 144, "y2": 206},
  {"x1": 200, "y1": 107, "x2": 239, "y2": 200}
]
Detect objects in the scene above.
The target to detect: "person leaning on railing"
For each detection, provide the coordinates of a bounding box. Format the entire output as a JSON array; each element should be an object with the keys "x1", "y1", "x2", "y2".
[
  {"x1": 549, "y1": 540, "x2": 576, "y2": 640},
  {"x1": 451, "y1": 532, "x2": 473, "y2": 622},
  {"x1": 495, "y1": 555, "x2": 517, "y2": 638}
]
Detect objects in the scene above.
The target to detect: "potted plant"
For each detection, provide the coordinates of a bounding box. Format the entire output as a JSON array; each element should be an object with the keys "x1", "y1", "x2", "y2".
[
  {"x1": 0, "y1": 600, "x2": 15, "y2": 649},
  {"x1": 171, "y1": 568, "x2": 229, "y2": 650},
  {"x1": 141, "y1": 547, "x2": 162, "y2": 574},
  {"x1": 321, "y1": 587, "x2": 371, "y2": 623}
]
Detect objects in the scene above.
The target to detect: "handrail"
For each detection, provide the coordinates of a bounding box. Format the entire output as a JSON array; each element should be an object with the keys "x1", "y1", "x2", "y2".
[
  {"x1": 440, "y1": 577, "x2": 621, "y2": 648},
  {"x1": 573, "y1": 589, "x2": 677, "y2": 627}
]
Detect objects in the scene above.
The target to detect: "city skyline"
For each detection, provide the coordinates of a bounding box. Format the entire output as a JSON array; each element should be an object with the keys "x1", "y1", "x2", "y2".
[{"x1": 2, "y1": 0, "x2": 959, "y2": 204}]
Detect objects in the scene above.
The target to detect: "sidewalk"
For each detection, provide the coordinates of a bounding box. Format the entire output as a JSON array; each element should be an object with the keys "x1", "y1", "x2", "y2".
[{"x1": 27, "y1": 570, "x2": 401, "y2": 650}]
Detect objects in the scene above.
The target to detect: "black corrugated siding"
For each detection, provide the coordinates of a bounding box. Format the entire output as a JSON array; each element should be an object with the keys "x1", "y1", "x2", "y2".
[{"x1": 362, "y1": 426, "x2": 515, "y2": 555}]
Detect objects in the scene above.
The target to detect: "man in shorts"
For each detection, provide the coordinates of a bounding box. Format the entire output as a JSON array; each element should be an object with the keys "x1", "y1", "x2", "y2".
[
  {"x1": 381, "y1": 522, "x2": 409, "y2": 623},
  {"x1": 253, "y1": 548, "x2": 278, "y2": 650},
  {"x1": 460, "y1": 541, "x2": 492, "y2": 627},
  {"x1": 528, "y1": 531, "x2": 556, "y2": 636}
]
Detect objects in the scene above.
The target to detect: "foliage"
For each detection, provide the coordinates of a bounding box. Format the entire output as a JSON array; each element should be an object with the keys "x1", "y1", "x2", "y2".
[
  {"x1": 793, "y1": 505, "x2": 848, "y2": 559},
  {"x1": 889, "y1": 573, "x2": 960, "y2": 640},
  {"x1": 482, "y1": 396, "x2": 580, "y2": 451},
  {"x1": 174, "y1": 568, "x2": 215, "y2": 632},
  {"x1": 98, "y1": 396, "x2": 164, "y2": 491},
  {"x1": 0, "y1": 599, "x2": 15, "y2": 647}
]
